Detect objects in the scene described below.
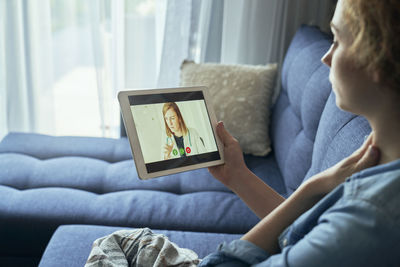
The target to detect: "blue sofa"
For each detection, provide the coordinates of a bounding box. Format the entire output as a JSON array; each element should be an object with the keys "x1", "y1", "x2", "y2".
[{"x1": 0, "y1": 25, "x2": 371, "y2": 266}]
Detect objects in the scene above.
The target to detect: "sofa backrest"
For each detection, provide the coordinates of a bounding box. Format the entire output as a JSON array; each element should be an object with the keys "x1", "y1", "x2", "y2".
[
  {"x1": 270, "y1": 25, "x2": 371, "y2": 195},
  {"x1": 303, "y1": 92, "x2": 371, "y2": 182},
  {"x1": 270, "y1": 25, "x2": 333, "y2": 195}
]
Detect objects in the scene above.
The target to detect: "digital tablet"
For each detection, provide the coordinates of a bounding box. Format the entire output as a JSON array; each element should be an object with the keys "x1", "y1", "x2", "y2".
[{"x1": 118, "y1": 86, "x2": 224, "y2": 180}]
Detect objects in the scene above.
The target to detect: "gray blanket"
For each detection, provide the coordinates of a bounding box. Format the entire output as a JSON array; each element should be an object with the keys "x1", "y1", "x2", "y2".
[{"x1": 85, "y1": 228, "x2": 200, "y2": 267}]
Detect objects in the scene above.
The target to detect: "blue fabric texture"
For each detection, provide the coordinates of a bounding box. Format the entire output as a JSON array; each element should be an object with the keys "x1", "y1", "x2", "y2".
[
  {"x1": 303, "y1": 92, "x2": 371, "y2": 182},
  {"x1": 0, "y1": 132, "x2": 284, "y2": 263},
  {"x1": 200, "y1": 160, "x2": 400, "y2": 266},
  {"x1": 270, "y1": 26, "x2": 333, "y2": 195},
  {"x1": 199, "y1": 240, "x2": 270, "y2": 267}
]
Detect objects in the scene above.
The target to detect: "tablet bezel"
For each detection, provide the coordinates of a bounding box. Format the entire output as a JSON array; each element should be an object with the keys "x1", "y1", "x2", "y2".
[{"x1": 118, "y1": 86, "x2": 224, "y2": 180}]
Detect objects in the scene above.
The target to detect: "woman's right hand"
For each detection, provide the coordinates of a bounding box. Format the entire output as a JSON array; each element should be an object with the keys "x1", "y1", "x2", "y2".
[
  {"x1": 163, "y1": 143, "x2": 174, "y2": 160},
  {"x1": 208, "y1": 121, "x2": 249, "y2": 187},
  {"x1": 209, "y1": 121, "x2": 285, "y2": 218}
]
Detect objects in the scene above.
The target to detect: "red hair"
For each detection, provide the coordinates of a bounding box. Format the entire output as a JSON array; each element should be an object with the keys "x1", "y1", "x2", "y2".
[{"x1": 162, "y1": 102, "x2": 188, "y2": 137}]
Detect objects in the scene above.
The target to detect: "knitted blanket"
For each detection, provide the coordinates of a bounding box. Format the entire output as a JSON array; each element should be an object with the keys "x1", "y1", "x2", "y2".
[{"x1": 85, "y1": 228, "x2": 200, "y2": 267}]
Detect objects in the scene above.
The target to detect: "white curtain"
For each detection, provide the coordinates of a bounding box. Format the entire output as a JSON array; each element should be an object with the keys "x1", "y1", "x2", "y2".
[
  {"x1": 184, "y1": 0, "x2": 334, "y2": 102},
  {"x1": 219, "y1": 0, "x2": 334, "y2": 102},
  {"x1": 0, "y1": 0, "x2": 128, "y2": 138},
  {"x1": 126, "y1": 0, "x2": 334, "y2": 94},
  {"x1": 1, "y1": 0, "x2": 54, "y2": 140},
  {"x1": 156, "y1": 0, "x2": 192, "y2": 87},
  {"x1": 221, "y1": 0, "x2": 333, "y2": 66},
  {"x1": 0, "y1": 0, "x2": 7, "y2": 140},
  {"x1": 90, "y1": 0, "x2": 125, "y2": 137},
  {"x1": 0, "y1": 0, "x2": 334, "y2": 140}
]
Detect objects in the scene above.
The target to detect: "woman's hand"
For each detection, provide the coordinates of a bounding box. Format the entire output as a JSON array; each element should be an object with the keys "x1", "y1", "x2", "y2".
[
  {"x1": 163, "y1": 143, "x2": 174, "y2": 160},
  {"x1": 208, "y1": 122, "x2": 249, "y2": 187},
  {"x1": 305, "y1": 132, "x2": 380, "y2": 198},
  {"x1": 209, "y1": 121, "x2": 285, "y2": 218}
]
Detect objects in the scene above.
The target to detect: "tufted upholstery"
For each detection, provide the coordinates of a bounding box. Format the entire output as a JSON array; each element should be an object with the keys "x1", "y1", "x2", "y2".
[
  {"x1": 0, "y1": 133, "x2": 284, "y2": 266},
  {"x1": 0, "y1": 25, "x2": 373, "y2": 266},
  {"x1": 270, "y1": 26, "x2": 371, "y2": 193},
  {"x1": 303, "y1": 93, "x2": 371, "y2": 180},
  {"x1": 270, "y1": 26, "x2": 333, "y2": 195}
]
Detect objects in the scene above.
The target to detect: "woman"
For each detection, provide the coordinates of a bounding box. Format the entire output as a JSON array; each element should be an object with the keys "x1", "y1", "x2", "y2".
[
  {"x1": 162, "y1": 102, "x2": 206, "y2": 160},
  {"x1": 200, "y1": 0, "x2": 400, "y2": 265}
]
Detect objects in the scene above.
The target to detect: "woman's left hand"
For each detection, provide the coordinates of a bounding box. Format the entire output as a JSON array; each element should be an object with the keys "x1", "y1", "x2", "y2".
[{"x1": 305, "y1": 132, "x2": 380, "y2": 198}]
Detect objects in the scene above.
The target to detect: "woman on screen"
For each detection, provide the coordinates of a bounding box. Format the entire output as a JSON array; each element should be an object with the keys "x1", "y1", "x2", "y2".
[{"x1": 162, "y1": 102, "x2": 206, "y2": 160}]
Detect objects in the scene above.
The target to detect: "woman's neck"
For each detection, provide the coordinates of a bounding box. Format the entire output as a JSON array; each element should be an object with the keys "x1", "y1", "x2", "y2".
[
  {"x1": 371, "y1": 129, "x2": 400, "y2": 165},
  {"x1": 174, "y1": 130, "x2": 183, "y2": 137},
  {"x1": 368, "y1": 102, "x2": 400, "y2": 165}
]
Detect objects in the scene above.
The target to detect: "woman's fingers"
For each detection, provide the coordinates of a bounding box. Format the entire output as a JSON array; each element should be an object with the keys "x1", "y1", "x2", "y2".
[
  {"x1": 339, "y1": 132, "x2": 380, "y2": 176},
  {"x1": 349, "y1": 132, "x2": 375, "y2": 162},
  {"x1": 354, "y1": 145, "x2": 380, "y2": 172},
  {"x1": 164, "y1": 144, "x2": 172, "y2": 154},
  {"x1": 216, "y1": 121, "x2": 236, "y2": 146}
]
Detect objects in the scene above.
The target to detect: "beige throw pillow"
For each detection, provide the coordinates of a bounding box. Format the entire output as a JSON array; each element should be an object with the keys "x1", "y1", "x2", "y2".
[{"x1": 180, "y1": 60, "x2": 277, "y2": 156}]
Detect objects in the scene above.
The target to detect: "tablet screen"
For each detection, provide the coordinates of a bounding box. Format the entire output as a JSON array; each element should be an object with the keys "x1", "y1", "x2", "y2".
[{"x1": 129, "y1": 91, "x2": 220, "y2": 173}]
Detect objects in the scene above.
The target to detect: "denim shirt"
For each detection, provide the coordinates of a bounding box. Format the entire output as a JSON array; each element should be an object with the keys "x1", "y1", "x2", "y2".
[{"x1": 199, "y1": 159, "x2": 400, "y2": 267}]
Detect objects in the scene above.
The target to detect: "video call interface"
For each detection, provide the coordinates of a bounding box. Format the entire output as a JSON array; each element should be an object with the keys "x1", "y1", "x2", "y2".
[{"x1": 129, "y1": 91, "x2": 220, "y2": 173}]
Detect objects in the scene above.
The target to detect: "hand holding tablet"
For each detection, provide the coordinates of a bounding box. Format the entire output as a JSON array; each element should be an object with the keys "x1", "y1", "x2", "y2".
[{"x1": 118, "y1": 86, "x2": 224, "y2": 179}]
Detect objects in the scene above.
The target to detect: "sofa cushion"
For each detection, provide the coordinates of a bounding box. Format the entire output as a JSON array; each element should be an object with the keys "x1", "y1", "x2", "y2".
[
  {"x1": 0, "y1": 132, "x2": 285, "y2": 261},
  {"x1": 38, "y1": 225, "x2": 242, "y2": 267},
  {"x1": 0, "y1": 132, "x2": 284, "y2": 195},
  {"x1": 0, "y1": 132, "x2": 132, "y2": 162},
  {"x1": 180, "y1": 61, "x2": 278, "y2": 156},
  {"x1": 270, "y1": 25, "x2": 333, "y2": 195}
]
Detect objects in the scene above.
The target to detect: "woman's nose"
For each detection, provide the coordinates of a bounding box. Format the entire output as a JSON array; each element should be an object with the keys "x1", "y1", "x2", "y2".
[{"x1": 321, "y1": 48, "x2": 332, "y2": 67}]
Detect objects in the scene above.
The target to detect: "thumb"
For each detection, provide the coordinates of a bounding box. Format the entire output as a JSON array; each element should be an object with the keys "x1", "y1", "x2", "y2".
[
  {"x1": 355, "y1": 145, "x2": 380, "y2": 171},
  {"x1": 216, "y1": 121, "x2": 235, "y2": 146}
]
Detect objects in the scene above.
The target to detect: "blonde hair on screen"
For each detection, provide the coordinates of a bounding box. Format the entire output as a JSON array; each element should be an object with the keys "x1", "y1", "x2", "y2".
[{"x1": 162, "y1": 102, "x2": 188, "y2": 137}]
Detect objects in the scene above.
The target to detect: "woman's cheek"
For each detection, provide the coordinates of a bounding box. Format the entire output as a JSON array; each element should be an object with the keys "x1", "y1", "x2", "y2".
[{"x1": 330, "y1": 53, "x2": 346, "y2": 90}]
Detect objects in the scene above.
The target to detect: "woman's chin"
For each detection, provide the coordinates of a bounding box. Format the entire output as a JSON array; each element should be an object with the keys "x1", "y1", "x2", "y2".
[
  {"x1": 335, "y1": 98, "x2": 358, "y2": 114},
  {"x1": 335, "y1": 98, "x2": 346, "y2": 111}
]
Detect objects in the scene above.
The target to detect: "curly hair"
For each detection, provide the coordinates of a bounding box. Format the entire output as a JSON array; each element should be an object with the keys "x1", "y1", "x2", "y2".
[{"x1": 342, "y1": 0, "x2": 400, "y2": 89}]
